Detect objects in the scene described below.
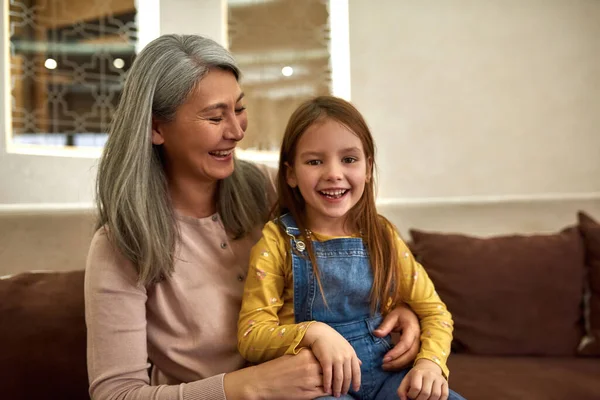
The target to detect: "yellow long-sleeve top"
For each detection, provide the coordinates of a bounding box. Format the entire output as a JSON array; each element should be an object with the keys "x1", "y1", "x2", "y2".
[{"x1": 237, "y1": 220, "x2": 454, "y2": 378}]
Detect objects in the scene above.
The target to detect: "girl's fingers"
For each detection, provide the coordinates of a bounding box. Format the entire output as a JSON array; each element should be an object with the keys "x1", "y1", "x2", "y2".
[
  {"x1": 398, "y1": 375, "x2": 410, "y2": 400},
  {"x1": 430, "y1": 379, "x2": 443, "y2": 400},
  {"x1": 415, "y1": 375, "x2": 433, "y2": 400},
  {"x1": 406, "y1": 373, "x2": 423, "y2": 400},
  {"x1": 441, "y1": 381, "x2": 450, "y2": 400}
]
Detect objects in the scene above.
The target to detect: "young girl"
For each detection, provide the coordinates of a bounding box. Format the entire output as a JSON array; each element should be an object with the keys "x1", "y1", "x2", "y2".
[{"x1": 237, "y1": 96, "x2": 464, "y2": 400}]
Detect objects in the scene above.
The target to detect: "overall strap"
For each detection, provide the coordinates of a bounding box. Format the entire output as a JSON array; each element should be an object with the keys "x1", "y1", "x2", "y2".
[
  {"x1": 277, "y1": 213, "x2": 301, "y2": 237},
  {"x1": 276, "y1": 213, "x2": 307, "y2": 253}
]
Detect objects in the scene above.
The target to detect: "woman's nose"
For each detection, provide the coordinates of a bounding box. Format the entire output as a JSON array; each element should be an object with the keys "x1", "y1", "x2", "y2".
[{"x1": 225, "y1": 115, "x2": 245, "y2": 141}]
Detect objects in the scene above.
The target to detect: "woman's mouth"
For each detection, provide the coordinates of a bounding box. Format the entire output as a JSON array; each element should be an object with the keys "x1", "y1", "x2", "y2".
[
  {"x1": 318, "y1": 189, "x2": 349, "y2": 199},
  {"x1": 209, "y1": 149, "x2": 234, "y2": 159}
]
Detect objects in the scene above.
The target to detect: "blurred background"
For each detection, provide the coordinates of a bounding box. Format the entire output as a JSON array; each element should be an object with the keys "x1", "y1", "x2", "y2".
[{"x1": 0, "y1": 0, "x2": 599, "y2": 236}]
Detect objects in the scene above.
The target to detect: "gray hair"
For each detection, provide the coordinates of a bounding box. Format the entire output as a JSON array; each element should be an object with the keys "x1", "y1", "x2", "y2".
[{"x1": 96, "y1": 34, "x2": 269, "y2": 285}]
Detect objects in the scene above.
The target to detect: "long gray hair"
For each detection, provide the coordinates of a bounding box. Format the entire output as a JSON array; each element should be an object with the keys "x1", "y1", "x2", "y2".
[{"x1": 96, "y1": 34, "x2": 269, "y2": 286}]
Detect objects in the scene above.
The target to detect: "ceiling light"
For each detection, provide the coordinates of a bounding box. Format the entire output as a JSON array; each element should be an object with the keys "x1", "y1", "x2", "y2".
[
  {"x1": 281, "y1": 66, "x2": 293, "y2": 77},
  {"x1": 113, "y1": 58, "x2": 125, "y2": 69},
  {"x1": 44, "y1": 58, "x2": 57, "y2": 70}
]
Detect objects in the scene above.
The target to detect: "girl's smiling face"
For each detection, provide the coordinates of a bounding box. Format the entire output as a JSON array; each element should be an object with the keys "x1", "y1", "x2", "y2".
[{"x1": 286, "y1": 117, "x2": 371, "y2": 236}]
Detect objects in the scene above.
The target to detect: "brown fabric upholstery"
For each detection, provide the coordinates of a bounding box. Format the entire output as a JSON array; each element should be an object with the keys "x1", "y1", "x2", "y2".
[
  {"x1": 448, "y1": 354, "x2": 600, "y2": 400},
  {"x1": 579, "y1": 211, "x2": 600, "y2": 355},
  {"x1": 0, "y1": 270, "x2": 89, "y2": 400},
  {"x1": 410, "y1": 227, "x2": 586, "y2": 356}
]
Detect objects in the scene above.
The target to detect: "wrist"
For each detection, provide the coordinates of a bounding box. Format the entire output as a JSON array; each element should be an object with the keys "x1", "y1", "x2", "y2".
[
  {"x1": 224, "y1": 368, "x2": 259, "y2": 400},
  {"x1": 299, "y1": 321, "x2": 323, "y2": 348},
  {"x1": 415, "y1": 358, "x2": 442, "y2": 373}
]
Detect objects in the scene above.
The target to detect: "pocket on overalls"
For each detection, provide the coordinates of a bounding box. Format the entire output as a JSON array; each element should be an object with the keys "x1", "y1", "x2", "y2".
[{"x1": 366, "y1": 317, "x2": 394, "y2": 353}]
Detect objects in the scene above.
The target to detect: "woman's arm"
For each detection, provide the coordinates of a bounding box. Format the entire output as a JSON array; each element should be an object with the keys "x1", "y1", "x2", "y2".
[
  {"x1": 224, "y1": 349, "x2": 328, "y2": 400},
  {"x1": 85, "y1": 230, "x2": 227, "y2": 400},
  {"x1": 87, "y1": 229, "x2": 327, "y2": 400}
]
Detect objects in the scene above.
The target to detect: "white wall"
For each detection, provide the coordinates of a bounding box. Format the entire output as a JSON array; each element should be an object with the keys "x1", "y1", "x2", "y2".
[
  {"x1": 2, "y1": 0, "x2": 599, "y2": 235},
  {"x1": 348, "y1": 0, "x2": 600, "y2": 234},
  {"x1": 349, "y1": 0, "x2": 600, "y2": 199}
]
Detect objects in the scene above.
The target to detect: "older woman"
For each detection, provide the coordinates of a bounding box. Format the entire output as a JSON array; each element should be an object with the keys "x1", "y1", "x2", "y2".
[{"x1": 85, "y1": 34, "x2": 419, "y2": 400}]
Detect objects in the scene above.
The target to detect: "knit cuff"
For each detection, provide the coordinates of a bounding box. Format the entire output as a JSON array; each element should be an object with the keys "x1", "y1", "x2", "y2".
[{"x1": 183, "y1": 373, "x2": 226, "y2": 400}]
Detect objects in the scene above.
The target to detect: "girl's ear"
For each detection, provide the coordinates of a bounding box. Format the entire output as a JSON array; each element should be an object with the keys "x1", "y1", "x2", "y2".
[
  {"x1": 285, "y1": 162, "x2": 298, "y2": 188},
  {"x1": 366, "y1": 157, "x2": 373, "y2": 182},
  {"x1": 151, "y1": 117, "x2": 165, "y2": 145}
]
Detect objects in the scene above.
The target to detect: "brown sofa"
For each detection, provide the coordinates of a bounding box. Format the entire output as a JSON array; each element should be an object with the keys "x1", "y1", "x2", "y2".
[
  {"x1": 411, "y1": 211, "x2": 600, "y2": 399},
  {"x1": 1, "y1": 210, "x2": 599, "y2": 399}
]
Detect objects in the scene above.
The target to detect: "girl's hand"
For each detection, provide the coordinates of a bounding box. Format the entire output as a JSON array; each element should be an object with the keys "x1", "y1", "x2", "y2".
[
  {"x1": 398, "y1": 359, "x2": 449, "y2": 400},
  {"x1": 224, "y1": 348, "x2": 328, "y2": 400},
  {"x1": 372, "y1": 303, "x2": 420, "y2": 370},
  {"x1": 302, "y1": 322, "x2": 362, "y2": 397}
]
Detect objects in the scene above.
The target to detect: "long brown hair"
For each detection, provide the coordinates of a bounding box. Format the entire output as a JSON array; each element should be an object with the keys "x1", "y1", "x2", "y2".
[{"x1": 275, "y1": 96, "x2": 400, "y2": 313}]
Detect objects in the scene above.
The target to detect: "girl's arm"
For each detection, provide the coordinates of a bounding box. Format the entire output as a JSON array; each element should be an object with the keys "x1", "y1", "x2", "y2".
[
  {"x1": 393, "y1": 232, "x2": 453, "y2": 379},
  {"x1": 237, "y1": 222, "x2": 316, "y2": 363},
  {"x1": 238, "y1": 222, "x2": 362, "y2": 397}
]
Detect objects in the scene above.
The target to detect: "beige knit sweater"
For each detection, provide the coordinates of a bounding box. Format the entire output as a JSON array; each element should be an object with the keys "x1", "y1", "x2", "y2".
[{"x1": 85, "y1": 212, "x2": 266, "y2": 400}]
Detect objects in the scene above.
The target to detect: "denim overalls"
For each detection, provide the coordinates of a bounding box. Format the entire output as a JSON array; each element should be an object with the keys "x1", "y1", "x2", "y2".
[{"x1": 280, "y1": 214, "x2": 465, "y2": 400}]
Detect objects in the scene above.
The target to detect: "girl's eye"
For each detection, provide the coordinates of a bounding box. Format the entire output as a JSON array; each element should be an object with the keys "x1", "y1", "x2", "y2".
[
  {"x1": 306, "y1": 160, "x2": 322, "y2": 166},
  {"x1": 235, "y1": 106, "x2": 247, "y2": 114},
  {"x1": 343, "y1": 157, "x2": 357, "y2": 163}
]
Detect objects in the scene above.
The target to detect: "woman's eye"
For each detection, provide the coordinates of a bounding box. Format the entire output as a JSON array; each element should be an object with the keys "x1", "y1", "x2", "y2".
[
  {"x1": 343, "y1": 157, "x2": 357, "y2": 163},
  {"x1": 306, "y1": 160, "x2": 322, "y2": 166},
  {"x1": 209, "y1": 117, "x2": 223, "y2": 122},
  {"x1": 235, "y1": 106, "x2": 247, "y2": 114}
]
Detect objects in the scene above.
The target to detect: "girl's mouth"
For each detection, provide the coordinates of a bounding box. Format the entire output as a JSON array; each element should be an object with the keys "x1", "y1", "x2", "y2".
[{"x1": 318, "y1": 189, "x2": 349, "y2": 199}]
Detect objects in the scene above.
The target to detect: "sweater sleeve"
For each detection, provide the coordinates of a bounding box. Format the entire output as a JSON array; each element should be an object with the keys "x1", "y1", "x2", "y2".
[
  {"x1": 393, "y1": 232, "x2": 453, "y2": 379},
  {"x1": 85, "y1": 229, "x2": 227, "y2": 400},
  {"x1": 237, "y1": 221, "x2": 315, "y2": 363}
]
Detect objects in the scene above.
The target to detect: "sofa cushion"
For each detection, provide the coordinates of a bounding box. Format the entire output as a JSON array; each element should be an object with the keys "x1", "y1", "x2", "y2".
[
  {"x1": 0, "y1": 270, "x2": 89, "y2": 400},
  {"x1": 447, "y1": 354, "x2": 600, "y2": 400},
  {"x1": 578, "y1": 211, "x2": 600, "y2": 355},
  {"x1": 410, "y1": 227, "x2": 585, "y2": 356}
]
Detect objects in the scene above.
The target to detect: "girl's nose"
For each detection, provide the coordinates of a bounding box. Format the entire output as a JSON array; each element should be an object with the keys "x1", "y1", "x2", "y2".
[{"x1": 324, "y1": 162, "x2": 343, "y2": 181}]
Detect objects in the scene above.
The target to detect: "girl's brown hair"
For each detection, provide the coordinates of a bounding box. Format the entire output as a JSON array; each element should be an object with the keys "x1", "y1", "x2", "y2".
[{"x1": 275, "y1": 95, "x2": 400, "y2": 313}]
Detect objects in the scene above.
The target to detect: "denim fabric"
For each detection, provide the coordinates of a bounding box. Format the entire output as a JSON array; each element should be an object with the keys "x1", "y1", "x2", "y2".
[{"x1": 279, "y1": 214, "x2": 466, "y2": 400}]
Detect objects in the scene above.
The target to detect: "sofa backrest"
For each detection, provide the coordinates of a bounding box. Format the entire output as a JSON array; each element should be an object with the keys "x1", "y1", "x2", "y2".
[{"x1": 0, "y1": 211, "x2": 96, "y2": 276}]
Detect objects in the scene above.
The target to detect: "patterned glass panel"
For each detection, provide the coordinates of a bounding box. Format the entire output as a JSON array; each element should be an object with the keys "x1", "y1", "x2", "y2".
[
  {"x1": 228, "y1": 0, "x2": 331, "y2": 152},
  {"x1": 8, "y1": 0, "x2": 137, "y2": 147}
]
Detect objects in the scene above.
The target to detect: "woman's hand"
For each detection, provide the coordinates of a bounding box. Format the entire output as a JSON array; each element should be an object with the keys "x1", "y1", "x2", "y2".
[
  {"x1": 372, "y1": 303, "x2": 420, "y2": 371},
  {"x1": 302, "y1": 322, "x2": 361, "y2": 397},
  {"x1": 398, "y1": 359, "x2": 448, "y2": 400},
  {"x1": 224, "y1": 349, "x2": 328, "y2": 400}
]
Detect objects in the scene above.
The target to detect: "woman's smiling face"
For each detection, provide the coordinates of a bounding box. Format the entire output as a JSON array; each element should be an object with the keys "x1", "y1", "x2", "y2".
[{"x1": 152, "y1": 68, "x2": 248, "y2": 184}]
